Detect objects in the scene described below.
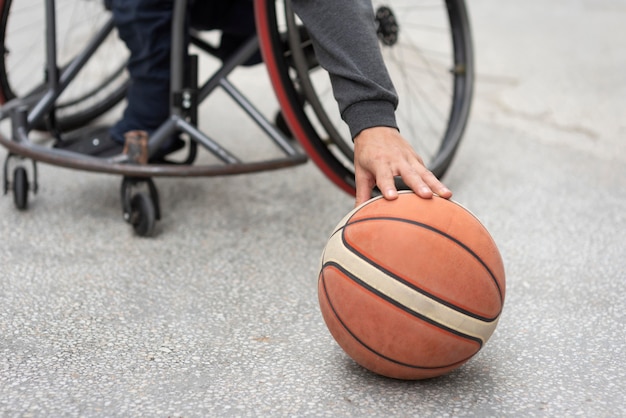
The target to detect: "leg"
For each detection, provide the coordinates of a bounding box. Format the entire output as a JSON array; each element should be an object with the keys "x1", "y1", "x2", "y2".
[{"x1": 108, "y1": 0, "x2": 174, "y2": 144}]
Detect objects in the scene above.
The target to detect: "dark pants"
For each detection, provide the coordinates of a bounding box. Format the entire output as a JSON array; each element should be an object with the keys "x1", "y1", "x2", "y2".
[{"x1": 108, "y1": 0, "x2": 256, "y2": 143}]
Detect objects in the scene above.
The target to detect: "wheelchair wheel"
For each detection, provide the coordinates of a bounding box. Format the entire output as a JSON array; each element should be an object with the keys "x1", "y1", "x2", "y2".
[
  {"x1": 257, "y1": 0, "x2": 474, "y2": 195},
  {"x1": 0, "y1": 0, "x2": 129, "y2": 132}
]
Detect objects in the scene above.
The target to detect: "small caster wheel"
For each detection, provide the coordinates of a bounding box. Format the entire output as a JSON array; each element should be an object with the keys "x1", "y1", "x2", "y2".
[
  {"x1": 13, "y1": 166, "x2": 28, "y2": 210},
  {"x1": 129, "y1": 192, "x2": 156, "y2": 237}
]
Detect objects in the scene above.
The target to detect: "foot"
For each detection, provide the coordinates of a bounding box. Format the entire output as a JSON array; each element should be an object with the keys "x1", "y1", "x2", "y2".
[{"x1": 54, "y1": 126, "x2": 123, "y2": 158}]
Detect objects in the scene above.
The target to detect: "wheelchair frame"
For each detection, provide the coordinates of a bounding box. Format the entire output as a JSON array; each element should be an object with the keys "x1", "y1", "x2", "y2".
[
  {"x1": 0, "y1": 0, "x2": 313, "y2": 235},
  {"x1": 0, "y1": 0, "x2": 307, "y2": 177}
]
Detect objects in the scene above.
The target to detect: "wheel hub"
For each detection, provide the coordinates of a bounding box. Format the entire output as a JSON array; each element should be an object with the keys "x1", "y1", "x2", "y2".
[{"x1": 376, "y1": 6, "x2": 399, "y2": 46}]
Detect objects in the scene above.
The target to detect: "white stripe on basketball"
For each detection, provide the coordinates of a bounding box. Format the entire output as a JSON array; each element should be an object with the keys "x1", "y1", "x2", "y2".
[{"x1": 323, "y1": 230, "x2": 499, "y2": 344}]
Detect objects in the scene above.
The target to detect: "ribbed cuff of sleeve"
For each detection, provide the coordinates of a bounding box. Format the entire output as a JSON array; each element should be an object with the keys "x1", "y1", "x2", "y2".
[{"x1": 342, "y1": 100, "x2": 399, "y2": 139}]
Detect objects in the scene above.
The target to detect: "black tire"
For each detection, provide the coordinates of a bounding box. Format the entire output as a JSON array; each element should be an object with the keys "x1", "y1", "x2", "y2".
[
  {"x1": 12, "y1": 165, "x2": 27, "y2": 210},
  {"x1": 130, "y1": 193, "x2": 156, "y2": 237},
  {"x1": 0, "y1": 0, "x2": 129, "y2": 132},
  {"x1": 257, "y1": 0, "x2": 474, "y2": 195}
]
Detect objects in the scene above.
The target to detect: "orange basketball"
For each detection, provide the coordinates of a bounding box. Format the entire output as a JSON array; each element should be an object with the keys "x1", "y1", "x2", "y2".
[{"x1": 318, "y1": 191, "x2": 506, "y2": 380}]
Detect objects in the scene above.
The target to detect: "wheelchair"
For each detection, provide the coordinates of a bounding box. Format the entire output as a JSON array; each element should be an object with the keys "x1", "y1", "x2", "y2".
[{"x1": 0, "y1": 0, "x2": 474, "y2": 237}]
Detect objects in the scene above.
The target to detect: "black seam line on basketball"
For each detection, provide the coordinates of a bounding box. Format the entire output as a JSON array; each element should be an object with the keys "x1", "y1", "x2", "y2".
[
  {"x1": 320, "y1": 267, "x2": 477, "y2": 370},
  {"x1": 347, "y1": 197, "x2": 380, "y2": 225},
  {"x1": 323, "y1": 261, "x2": 484, "y2": 349},
  {"x1": 342, "y1": 216, "x2": 504, "y2": 318}
]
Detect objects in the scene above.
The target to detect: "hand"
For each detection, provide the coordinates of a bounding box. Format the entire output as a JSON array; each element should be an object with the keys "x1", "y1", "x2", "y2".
[{"x1": 353, "y1": 126, "x2": 453, "y2": 207}]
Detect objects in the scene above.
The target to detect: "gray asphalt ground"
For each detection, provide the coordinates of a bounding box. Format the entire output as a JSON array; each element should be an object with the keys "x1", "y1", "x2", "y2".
[{"x1": 1, "y1": 1, "x2": 625, "y2": 416}]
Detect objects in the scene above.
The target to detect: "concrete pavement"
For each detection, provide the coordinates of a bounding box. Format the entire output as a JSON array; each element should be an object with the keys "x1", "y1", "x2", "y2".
[{"x1": 1, "y1": 1, "x2": 625, "y2": 416}]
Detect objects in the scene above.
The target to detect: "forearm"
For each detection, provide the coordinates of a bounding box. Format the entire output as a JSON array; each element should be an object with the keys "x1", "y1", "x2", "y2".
[{"x1": 290, "y1": 0, "x2": 398, "y2": 138}]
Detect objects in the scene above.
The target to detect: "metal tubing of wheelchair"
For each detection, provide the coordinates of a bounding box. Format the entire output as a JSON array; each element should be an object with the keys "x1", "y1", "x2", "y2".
[
  {"x1": 219, "y1": 78, "x2": 301, "y2": 157},
  {"x1": 144, "y1": 116, "x2": 178, "y2": 157},
  {"x1": 0, "y1": 92, "x2": 45, "y2": 122},
  {"x1": 24, "y1": 0, "x2": 60, "y2": 131},
  {"x1": 27, "y1": 18, "x2": 117, "y2": 128},
  {"x1": 1, "y1": 100, "x2": 307, "y2": 177},
  {"x1": 11, "y1": 107, "x2": 29, "y2": 145},
  {"x1": 173, "y1": 117, "x2": 241, "y2": 164},
  {"x1": 2, "y1": 102, "x2": 305, "y2": 178},
  {"x1": 44, "y1": 0, "x2": 59, "y2": 91},
  {"x1": 197, "y1": 36, "x2": 262, "y2": 103},
  {"x1": 170, "y1": 0, "x2": 187, "y2": 117},
  {"x1": 146, "y1": 115, "x2": 241, "y2": 165},
  {"x1": 0, "y1": 1, "x2": 313, "y2": 180},
  {"x1": 145, "y1": 117, "x2": 239, "y2": 164},
  {"x1": 0, "y1": 128, "x2": 306, "y2": 178}
]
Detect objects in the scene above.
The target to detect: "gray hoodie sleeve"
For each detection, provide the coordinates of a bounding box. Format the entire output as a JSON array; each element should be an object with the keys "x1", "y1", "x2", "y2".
[{"x1": 290, "y1": 0, "x2": 399, "y2": 139}]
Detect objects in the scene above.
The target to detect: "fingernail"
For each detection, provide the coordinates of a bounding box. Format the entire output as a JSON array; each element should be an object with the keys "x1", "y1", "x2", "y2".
[{"x1": 385, "y1": 189, "x2": 398, "y2": 199}]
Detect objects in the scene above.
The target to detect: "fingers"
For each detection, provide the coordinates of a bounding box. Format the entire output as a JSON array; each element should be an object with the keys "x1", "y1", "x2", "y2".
[
  {"x1": 352, "y1": 127, "x2": 453, "y2": 205},
  {"x1": 354, "y1": 171, "x2": 376, "y2": 207},
  {"x1": 402, "y1": 165, "x2": 452, "y2": 200},
  {"x1": 355, "y1": 160, "x2": 403, "y2": 207},
  {"x1": 355, "y1": 167, "x2": 451, "y2": 207}
]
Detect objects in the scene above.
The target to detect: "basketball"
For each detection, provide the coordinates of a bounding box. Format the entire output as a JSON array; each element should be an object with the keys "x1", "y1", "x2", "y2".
[{"x1": 318, "y1": 191, "x2": 506, "y2": 380}]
